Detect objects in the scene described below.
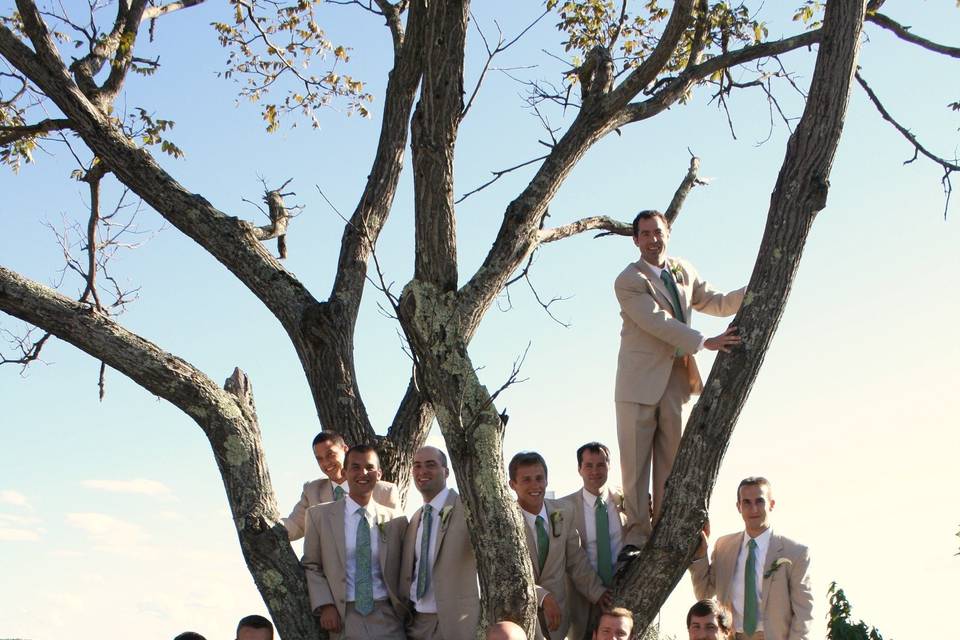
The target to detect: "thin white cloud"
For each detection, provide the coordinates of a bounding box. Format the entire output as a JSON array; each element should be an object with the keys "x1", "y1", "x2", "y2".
[
  {"x1": 66, "y1": 512, "x2": 146, "y2": 540},
  {"x1": 0, "y1": 526, "x2": 40, "y2": 541},
  {"x1": 0, "y1": 513, "x2": 41, "y2": 526},
  {"x1": 0, "y1": 489, "x2": 30, "y2": 508},
  {"x1": 81, "y1": 478, "x2": 175, "y2": 499}
]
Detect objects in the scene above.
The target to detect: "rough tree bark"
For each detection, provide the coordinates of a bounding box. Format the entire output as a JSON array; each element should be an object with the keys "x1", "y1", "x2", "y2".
[{"x1": 613, "y1": 0, "x2": 868, "y2": 630}]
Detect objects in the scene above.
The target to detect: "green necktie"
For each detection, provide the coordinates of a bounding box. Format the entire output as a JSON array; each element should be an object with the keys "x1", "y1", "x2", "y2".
[
  {"x1": 595, "y1": 496, "x2": 613, "y2": 586},
  {"x1": 535, "y1": 515, "x2": 549, "y2": 572},
  {"x1": 659, "y1": 268, "x2": 686, "y2": 323},
  {"x1": 333, "y1": 485, "x2": 346, "y2": 501},
  {"x1": 744, "y1": 538, "x2": 759, "y2": 635},
  {"x1": 416, "y1": 504, "x2": 433, "y2": 599},
  {"x1": 354, "y1": 507, "x2": 374, "y2": 615}
]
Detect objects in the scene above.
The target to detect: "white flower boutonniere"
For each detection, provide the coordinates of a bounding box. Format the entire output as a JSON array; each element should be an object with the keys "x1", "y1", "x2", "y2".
[
  {"x1": 669, "y1": 262, "x2": 684, "y2": 285},
  {"x1": 549, "y1": 511, "x2": 563, "y2": 537},
  {"x1": 439, "y1": 505, "x2": 454, "y2": 528},
  {"x1": 763, "y1": 557, "x2": 792, "y2": 579},
  {"x1": 376, "y1": 514, "x2": 388, "y2": 542}
]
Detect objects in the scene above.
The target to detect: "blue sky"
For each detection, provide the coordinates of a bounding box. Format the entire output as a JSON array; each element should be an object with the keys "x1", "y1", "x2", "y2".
[{"x1": 2, "y1": 2, "x2": 959, "y2": 639}]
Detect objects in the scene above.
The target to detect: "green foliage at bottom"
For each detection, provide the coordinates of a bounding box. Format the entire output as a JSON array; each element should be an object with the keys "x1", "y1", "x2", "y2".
[{"x1": 826, "y1": 582, "x2": 887, "y2": 640}]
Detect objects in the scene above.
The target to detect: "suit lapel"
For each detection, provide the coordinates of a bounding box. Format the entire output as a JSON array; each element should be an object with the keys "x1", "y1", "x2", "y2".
[
  {"x1": 523, "y1": 513, "x2": 540, "y2": 582},
  {"x1": 760, "y1": 534, "x2": 784, "y2": 613},
  {"x1": 720, "y1": 533, "x2": 743, "y2": 602},
  {"x1": 666, "y1": 259, "x2": 690, "y2": 318},
  {"x1": 543, "y1": 502, "x2": 562, "y2": 577},
  {"x1": 371, "y1": 501, "x2": 389, "y2": 576},
  {"x1": 318, "y1": 478, "x2": 334, "y2": 503},
  {"x1": 332, "y1": 500, "x2": 347, "y2": 570},
  {"x1": 435, "y1": 489, "x2": 458, "y2": 554},
  {"x1": 403, "y1": 508, "x2": 422, "y2": 583},
  {"x1": 636, "y1": 260, "x2": 680, "y2": 320},
  {"x1": 572, "y1": 492, "x2": 587, "y2": 542}
]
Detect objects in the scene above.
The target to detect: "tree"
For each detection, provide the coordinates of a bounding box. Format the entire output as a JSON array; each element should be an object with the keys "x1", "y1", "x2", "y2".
[{"x1": 0, "y1": 0, "x2": 956, "y2": 638}]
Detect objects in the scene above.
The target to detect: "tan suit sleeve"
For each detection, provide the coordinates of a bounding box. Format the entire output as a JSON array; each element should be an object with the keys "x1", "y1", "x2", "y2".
[
  {"x1": 564, "y1": 515, "x2": 606, "y2": 604},
  {"x1": 615, "y1": 271, "x2": 703, "y2": 355},
  {"x1": 282, "y1": 484, "x2": 310, "y2": 541},
  {"x1": 787, "y1": 544, "x2": 814, "y2": 640},
  {"x1": 688, "y1": 553, "x2": 718, "y2": 601},
  {"x1": 375, "y1": 481, "x2": 401, "y2": 510},
  {"x1": 686, "y1": 261, "x2": 745, "y2": 317},
  {"x1": 301, "y1": 507, "x2": 335, "y2": 613}
]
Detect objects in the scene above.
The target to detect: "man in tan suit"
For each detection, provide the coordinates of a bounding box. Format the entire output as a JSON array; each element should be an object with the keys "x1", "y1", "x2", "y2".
[
  {"x1": 283, "y1": 431, "x2": 400, "y2": 541},
  {"x1": 400, "y1": 446, "x2": 480, "y2": 640},
  {"x1": 301, "y1": 444, "x2": 408, "y2": 639},
  {"x1": 509, "y1": 451, "x2": 609, "y2": 640},
  {"x1": 561, "y1": 443, "x2": 627, "y2": 640},
  {"x1": 615, "y1": 210, "x2": 745, "y2": 549},
  {"x1": 689, "y1": 478, "x2": 813, "y2": 640}
]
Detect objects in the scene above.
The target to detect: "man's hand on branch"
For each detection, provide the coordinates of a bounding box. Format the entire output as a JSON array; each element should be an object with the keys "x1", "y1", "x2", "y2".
[{"x1": 704, "y1": 326, "x2": 741, "y2": 352}]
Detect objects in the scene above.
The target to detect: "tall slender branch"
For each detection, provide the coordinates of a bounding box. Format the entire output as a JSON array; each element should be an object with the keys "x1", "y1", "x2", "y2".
[{"x1": 867, "y1": 12, "x2": 960, "y2": 58}]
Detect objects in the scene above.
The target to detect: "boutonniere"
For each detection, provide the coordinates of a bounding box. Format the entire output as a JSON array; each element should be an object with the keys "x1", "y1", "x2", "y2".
[
  {"x1": 669, "y1": 262, "x2": 684, "y2": 285},
  {"x1": 612, "y1": 493, "x2": 625, "y2": 512},
  {"x1": 549, "y1": 511, "x2": 563, "y2": 537},
  {"x1": 376, "y1": 514, "x2": 388, "y2": 542},
  {"x1": 439, "y1": 505, "x2": 454, "y2": 527},
  {"x1": 763, "y1": 557, "x2": 792, "y2": 579}
]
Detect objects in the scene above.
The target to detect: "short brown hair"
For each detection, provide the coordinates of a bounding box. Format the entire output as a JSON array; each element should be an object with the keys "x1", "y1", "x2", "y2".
[
  {"x1": 686, "y1": 599, "x2": 731, "y2": 633},
  {"x1": 599, "y1": 607, "x2": 634, "y2": 630},
  {"x1": 508, "y1": 451, "x2": 548, "y2": 482},
  {"x1": 345, "y1": 443, "x2": 380, "y2": 466},
  {"x1": 736, "y1": 476, "x2": 773, "y2": 502},
  {"x1": 631, "y1": 210, "x2": 669, "y2": 238},
  {"x1": 576, "y1": 442, "x2": 611, "y2": 467}
]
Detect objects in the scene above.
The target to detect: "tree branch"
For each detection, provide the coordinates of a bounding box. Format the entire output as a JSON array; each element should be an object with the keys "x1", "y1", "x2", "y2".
[
  {"x1": 665, "y1": 153, "x2": 703, "y2": 224},
  {"x1": 0, "y1": 117, "x2": 72, "y2": 145},
  {"x1": 866, "y1": 12, "x2": 960, "y2": 59},
  {"x1": 142, "y1": 0, "x2": 207, "y2": 23}
]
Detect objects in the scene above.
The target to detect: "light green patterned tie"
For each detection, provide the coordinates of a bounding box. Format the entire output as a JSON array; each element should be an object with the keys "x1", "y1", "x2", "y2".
[
  {"x1": 744, "y1": 538, "x2": 759, "y2": 635},
  {"x1": 354, "y1": 507, "x2": 374, "y2": 615},
  {"x1": 416, "y1": 504, "x2": 434, "y2": 599},
  {"x1": 659, "y1": 268, "x2": 686, "y2": 323},
  {"x1": 595, "y1": 496, "x2": 613, "y2": 586},
  {"x1": 535, "y1": 515, "x2": 549, "y2": 572},
  {"x1": 333, "y1": 485, "x2": 346, "y2": 501}
]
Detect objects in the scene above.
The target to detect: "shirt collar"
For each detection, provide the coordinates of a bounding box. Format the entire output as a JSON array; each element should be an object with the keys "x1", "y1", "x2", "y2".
[
  {"x1": 643, "y1": 258, "x2": 671, "y2": 277},
  {"x1": 743, "y1": 526, "x2": 773, "y2": 549},
  {"x1": 345, "y1": 495, "x2": 375, "y2": 518},
  {"x1": 581, "y1": 487, "x2": 610, "y2": 505},
  {"x1": 425, "y1": 487, "x2": 450, "y2": 511},
  {"x1": 520, "y1": 502, "x2": 549, "y2": 522}
]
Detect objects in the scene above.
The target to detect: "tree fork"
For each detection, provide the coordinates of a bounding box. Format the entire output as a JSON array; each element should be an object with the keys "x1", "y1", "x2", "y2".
[{"x1": 612, "y1": 0, "x2": 868, "y2": 630}]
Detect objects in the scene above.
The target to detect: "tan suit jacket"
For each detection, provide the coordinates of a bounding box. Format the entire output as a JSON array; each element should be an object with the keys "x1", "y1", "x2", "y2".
[
  {"x1": 614, "y1": 257, "x2": 745, "y2": 404},
  {"x1": 524, "y1": 499, "x2": 606, "y2": 640},
  {"x1": 301, "y1": 498, "x2": 409, "y2": 623},
  {"x1": 560, "y1": 489, "x2": 627, "y2": 640},
  {"x1": 399, "y1": 489, "x2": 480, "y2": 640},
  {"x1": 688, "y1": 531, "x2": 814, "y2": 640},
  {"x1": 283, "y1": 477, "x2": 400, "y2": 540}
]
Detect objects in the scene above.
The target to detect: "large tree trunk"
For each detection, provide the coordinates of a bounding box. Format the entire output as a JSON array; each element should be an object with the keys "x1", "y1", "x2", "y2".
[{"x1": 612, "y1": 0, "x2": 868, "y2": 628}]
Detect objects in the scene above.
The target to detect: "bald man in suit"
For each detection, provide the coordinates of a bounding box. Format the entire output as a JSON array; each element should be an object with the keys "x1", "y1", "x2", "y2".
[
  {"x1": 400, "y1": 446, "x2": 480, "y2": 640},
  {"x1": 615, "y1": 210, "x2": 744, "y2": 549},
  {"x1": 689, "y1": 477, "x2": 813, "y2": 640},
  {"x1": 283, "y1": 430, "x2": 400, "y2": 541},
  {"x1": 302, "y1": 444, "x2": 408, "y2": 639},
  {"x1": 509, "y1": 451, "x2": 609, "y2": 640}
]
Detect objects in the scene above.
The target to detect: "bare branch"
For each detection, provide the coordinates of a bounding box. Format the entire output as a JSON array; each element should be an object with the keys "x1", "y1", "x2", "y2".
[
  {"x1": 141, "y1": 0, "x2": 206, "y2": 23},
  {"x1": 867, "y1": 12, "x2": 960, "y2": 59},
  {"x1": 539, "y1": 215, "x2": 630, "y2": 244},
  {"x1": 664, "y1": 153, "x2": 703, "y2": 224},
  {"x1": 0, "y1": 326, "x2": 52, "y2": 369},
  {"x1": 455, "y1": 154, "x2": 549, "y2": 204},
  {"x1": 856, "y1": 70, "x2": 957, "y2": 217}
]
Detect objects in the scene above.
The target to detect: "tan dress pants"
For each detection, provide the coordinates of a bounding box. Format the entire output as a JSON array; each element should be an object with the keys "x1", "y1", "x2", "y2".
[
  {"x1": 335, "y1": 600, "x2": 406, "y2": 640},
  {"x1": 616, "y1": 358, "x2": 691, "y2": 547}
]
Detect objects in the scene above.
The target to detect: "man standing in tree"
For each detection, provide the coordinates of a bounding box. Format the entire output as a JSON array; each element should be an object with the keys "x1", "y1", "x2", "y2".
[
  {"x1": 561, "y1": 442, "x2": 626, "y2": 640},
  {"x1": 614, "y1": 210, "x2": 744, "y2": 550},
  {"x1": 509, "y1": 451, "x2": 609, "y2": 640},
  {"x1": 689, "y1": 477, "x2": 813, "y2": 640},
  {"x1": 400, "y1": 445, "x2": 480, "y2": 640},
  {"x1": 282, "y1": 431, "x2": 400, "y2": 541},
  {"x1": 301, "y1": 444, "x2": 408, "y2": 639}
]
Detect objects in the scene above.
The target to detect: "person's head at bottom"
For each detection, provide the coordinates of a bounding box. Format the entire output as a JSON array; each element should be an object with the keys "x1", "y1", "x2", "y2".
[
  {"x1": 236, "y1": 614, "x2": 274, "y2": 640},
  {"x1": 173, "y1": 633, "x2": 206, "y2": 640},
  {"x1": 594, "y1": 607, "x2": 634, "y2": 639},
  {"x1": 687, "y1": 600, "x2": 732, "y2": 640},
  {"x1": 486, "y1": 620, "x2": 527, "y2": 640}
]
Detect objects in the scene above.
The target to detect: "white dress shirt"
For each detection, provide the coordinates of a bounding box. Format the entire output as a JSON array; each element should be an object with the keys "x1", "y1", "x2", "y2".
[
  {"x1": 642, "y1": 258, "x2": 705, "y2": 351},
  {"x1": 343, "y1": 496, "x2": 389, "y2": 602},
  {"x1": 730, "y1": 527, "x2": 772, "y2": 633},
  {"x1": 579, "y1": 487, "x2": 623, "y2": 572},
  {"x1": 410, "y1": 487, "x2": 450, "y2": 613}
]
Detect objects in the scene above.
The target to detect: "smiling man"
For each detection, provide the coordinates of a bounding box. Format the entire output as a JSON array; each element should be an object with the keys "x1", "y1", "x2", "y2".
[
  {"x1": 301, "y1": 444, "x2": 408, "y2": 639},
  {"x1": 615, "y1": 210, "x2": 746, "y2": 551},
  {"x1": 561, "y1": 442, "x2": 627, "y2": 639},
  {"x1": 509, "y1": 451, "x2": 609, "y2": 640},
  {"x1": 283, "y1": 431, "x2": 400, "y2": 541},
  {"x1": 400, "y1": 446, "x2": 480, "y2": 640},
  {"x1": 688, "y1": 478, "x2": 813, "y2": 640},
  {"x1": 686, "y1": 600, "x2": 732, "y2": 640}
]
